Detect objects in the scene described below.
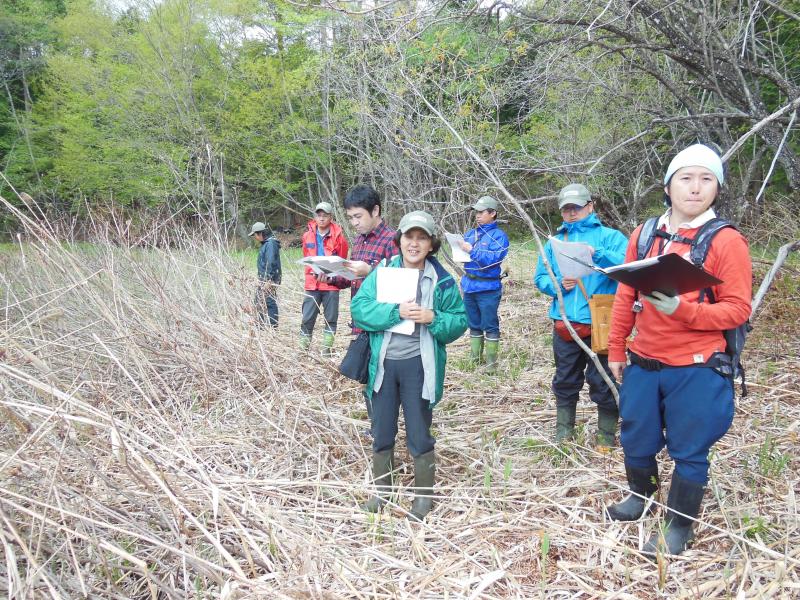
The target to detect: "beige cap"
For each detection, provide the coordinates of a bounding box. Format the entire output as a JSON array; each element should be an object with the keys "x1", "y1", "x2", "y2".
[
  {"x1": 398, "y1": 210, "x2": 435, "y2": 235},
  {"x1": 314, "y1": 202, "x2": 333, "y2": 214},
  {"x1": 472, "y1": 196, "x2": 498, "y2": 211}
]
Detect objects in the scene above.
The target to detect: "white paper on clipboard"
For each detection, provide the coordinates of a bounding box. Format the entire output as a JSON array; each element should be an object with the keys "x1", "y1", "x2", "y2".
[
  {"x1": 376, "y1": 267, "x2": 419, "y2": 335},
  {"x1": 550, "y1": 237, "x2": 595, "y2": 279}
]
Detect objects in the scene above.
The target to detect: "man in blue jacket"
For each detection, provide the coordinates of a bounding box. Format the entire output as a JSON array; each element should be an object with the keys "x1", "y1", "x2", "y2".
[
  {"x1": 459, "y1": 196, "x2": 510, "y2": 374},
  {"x1": 534, "y1": 184, "x2": 627, "y2": 446}
]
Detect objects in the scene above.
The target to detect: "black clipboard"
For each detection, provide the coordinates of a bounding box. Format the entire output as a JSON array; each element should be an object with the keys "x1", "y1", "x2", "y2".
[{"x1": 563, "y1": 252, "x2": 722, "y2": 296}]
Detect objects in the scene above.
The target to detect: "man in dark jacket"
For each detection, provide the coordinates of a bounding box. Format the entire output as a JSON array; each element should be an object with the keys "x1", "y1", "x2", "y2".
[{"x1": 249, "y1": 222, "x2": 281, "y2": 328}]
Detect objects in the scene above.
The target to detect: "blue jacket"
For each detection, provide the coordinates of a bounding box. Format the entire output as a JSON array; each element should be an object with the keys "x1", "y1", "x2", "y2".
[
  {"x1": 460, "y1": 222, "x2": 510, "y2": 293},
  {"x1": 534, "y1": 213, "x2": 627, "y2": 323},
  {"x1": 257, "y1": 236, "x2": 282, "y2": 283}
]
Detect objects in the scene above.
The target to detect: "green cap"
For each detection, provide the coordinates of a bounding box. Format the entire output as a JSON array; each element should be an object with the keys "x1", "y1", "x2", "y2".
[
  {"x1": 472, "y1": 196, "x2": 498, "y2": 211},
  {"x1": 314, "y1": 201, "x2": 333, "y2": 214},
  {"x1": 398, "y1": 210, "x2": 436, "y2": 235},
  {"x1": 557, "y1": 184, "x2": 591, "y2": 209},
  {"x1": 248, "y1": 222, "x2": 267, "y2": 236}
]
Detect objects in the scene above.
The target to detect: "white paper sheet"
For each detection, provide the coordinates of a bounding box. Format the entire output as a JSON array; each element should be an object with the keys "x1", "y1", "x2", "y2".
[
  {"x1": 376, "y1": 267, "x2": 419, "y2": 335},
  {"x1": 444, "y1": 233, "x2": 472, "y2": 262},
  {"x1": 296, "y1": 255, "x2": 357, "y2": 280},
  {"x1": 550, "y1": 237, "x2": 595, "y2": 278}
]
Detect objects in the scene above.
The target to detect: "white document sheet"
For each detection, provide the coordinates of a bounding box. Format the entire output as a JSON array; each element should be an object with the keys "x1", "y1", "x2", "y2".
[
  {"x1": 550, "y1": 236, "x2": 595, "y2": 279},
  {"x1": 296, "y1": 255, "x2": 357, "y2": 280},
  {"x1": 444, "y1": 233, "x2": 472, "y2": 262},
  {"x1": 376, "y1": 267, "x2": 419, "y2": 335}
]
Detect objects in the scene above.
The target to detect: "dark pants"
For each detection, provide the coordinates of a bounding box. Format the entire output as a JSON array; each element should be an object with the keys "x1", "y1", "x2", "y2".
[
  {"x1": 301, "y1": 290, "x2": 340, "y2": 336},
  {"x1": 371, "y1": 356, "x2": 435, "y2": 457},
  {"x1": 255, "y1": 284, "x2": 278, "y2": 328},
  {"x1": 620, "y1": 363, "x2": 734, "y2": 484},
  {"x1": 552, "y1": 330, "x2": 617, "y2": 411},
  {"x1": 463, "y1": 288, "x2": 502, "y2": 339}
]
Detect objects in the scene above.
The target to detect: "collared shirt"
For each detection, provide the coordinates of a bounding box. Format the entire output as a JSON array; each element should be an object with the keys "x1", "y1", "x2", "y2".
[
  {"x1": 656, "y1": 207, "x2": 717, "y2": 252},
  {"x1": 350, "y1": 220, "x2": 397, "y2": 297}
]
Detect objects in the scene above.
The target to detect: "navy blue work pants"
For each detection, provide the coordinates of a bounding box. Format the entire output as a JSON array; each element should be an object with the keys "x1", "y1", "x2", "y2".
[
  {"x1": 551, "y1": 331, "x2": 617, "y2": 411},
  {"x1": 371, "y1": 356, "x2": 435, "y2": 457},
  {"x1": 463, "y1": 288, "x2": 502, "y2": 340},
  {"x1": 255, "y1": 284, "x2": 278, "y2": 328},
  {"x1": 619, "y1": 363, "x2": 734, "y2": 484}
]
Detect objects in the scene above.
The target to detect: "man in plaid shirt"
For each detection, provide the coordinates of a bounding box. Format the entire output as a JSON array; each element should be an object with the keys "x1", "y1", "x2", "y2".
[{"x1": 335, "y1": 184, "x2": 397, "y2": 308}]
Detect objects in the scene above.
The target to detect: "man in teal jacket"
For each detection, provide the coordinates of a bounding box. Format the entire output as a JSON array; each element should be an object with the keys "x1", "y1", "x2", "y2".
[{"x1": 534, "y1": 184, "x2": 628, "y2": 446}]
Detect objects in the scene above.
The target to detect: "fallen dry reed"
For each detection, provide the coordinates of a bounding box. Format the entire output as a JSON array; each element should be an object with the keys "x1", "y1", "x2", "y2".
[{"x1": 0, "y1": 220, "x2": 798, "y2": 599}]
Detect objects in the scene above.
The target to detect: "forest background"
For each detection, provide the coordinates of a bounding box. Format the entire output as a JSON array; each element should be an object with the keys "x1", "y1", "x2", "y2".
[{"x1": 2, "y1": 0, "x2": 799, "y2": 242}]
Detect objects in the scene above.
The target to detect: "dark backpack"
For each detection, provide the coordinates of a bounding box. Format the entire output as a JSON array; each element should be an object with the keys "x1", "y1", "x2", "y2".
[{"x1": 636, "y1": 217, "x2": 752, "y2": 394}]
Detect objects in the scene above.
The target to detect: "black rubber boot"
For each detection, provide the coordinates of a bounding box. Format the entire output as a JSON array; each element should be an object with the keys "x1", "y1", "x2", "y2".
[
  {"x1": 642, "y1": 474, "x2": 705, "y2": 558},
  {"x1": 555, "y1": 405, "x2": 576, "y2": 442},
  {"x1": 361, "y1": 449, "x2": 394, "y2": 513},
  {"x1": 409, "y1": 450, "x2": 436, "y2": 521},
  {"x1": 606, "y1": 464, "x2": 659, "y2": 521}
]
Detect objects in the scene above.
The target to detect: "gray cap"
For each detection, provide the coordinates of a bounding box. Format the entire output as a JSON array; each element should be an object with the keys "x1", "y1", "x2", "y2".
[
  {"x1": 314, "y1": 201, "x2": 333, "y2": 214},
  {"x1": 398, "y1": 210, "x2": 436, "y2": 236},
  {"x1": 248, "y1": 222, "x2": 267, "y2": 236},
  {"x1": 557, "y1": 184, "x2": 591, "y2": 209},
  {"x1": 472, "y1": 196, "x2": 498, "y2": 211}
]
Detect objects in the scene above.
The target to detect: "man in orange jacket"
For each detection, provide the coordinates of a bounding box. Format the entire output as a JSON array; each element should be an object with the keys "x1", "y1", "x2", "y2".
[
  {"x1": 605, "y1": 144, "x2": 752, "y2": 558},
  {"x1": 300, "y1": 202, "x2": 350, "y2": 356}
]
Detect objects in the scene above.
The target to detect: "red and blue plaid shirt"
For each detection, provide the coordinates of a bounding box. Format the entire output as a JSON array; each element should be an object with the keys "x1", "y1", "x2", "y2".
[{"x1": 348, "y1": 220, "x2": 397, "y2": 297}]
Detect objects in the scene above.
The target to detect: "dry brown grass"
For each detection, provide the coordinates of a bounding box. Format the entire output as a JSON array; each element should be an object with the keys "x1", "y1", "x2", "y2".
[{"x1": 1, "y1": 225, "x2": 798, "y2": 599}]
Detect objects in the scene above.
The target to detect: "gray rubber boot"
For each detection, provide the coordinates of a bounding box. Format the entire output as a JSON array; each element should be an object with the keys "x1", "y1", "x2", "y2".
[
  {"x1": 409, "y1": 450, "x2": 436, "y2": 521},
  {"x1": 606, "y1": 464, "x2": 660, "y2": 521},
  {"x1": 596, "y1": 406, "x2": 619, "y2": 448},
  {"x1": 361, "y1": 450, "x2": 394, "y2": 513},
  {"x1": 642, "y1": 474, "x2": 705, "y2": 558},
  {"x1": 555, "y1": 405, "x2": 576, "y2": 442}
]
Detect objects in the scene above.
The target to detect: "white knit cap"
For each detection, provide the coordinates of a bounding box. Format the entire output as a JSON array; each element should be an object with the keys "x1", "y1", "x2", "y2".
[{"x1": 664, "y1": 144, "x2": 724, "y2": 185}]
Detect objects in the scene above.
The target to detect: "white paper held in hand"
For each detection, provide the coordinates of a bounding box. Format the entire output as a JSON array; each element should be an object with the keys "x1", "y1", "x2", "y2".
[
  {"x1": 376, "y1": 267, "x2": 419, "y2": 335},
  {"x1": 444, "y1": 232, "x2": 472, "y2": 262},
  {"x1": 550, "y1": 236, "x2": 595, "y2": 278}
]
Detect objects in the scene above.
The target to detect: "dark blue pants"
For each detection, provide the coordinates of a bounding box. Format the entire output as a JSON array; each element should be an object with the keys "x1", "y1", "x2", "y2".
[
  {"x1": 255, "y1": 284, "x2": 278, "y2": 328},
  {"x1": 619, "y1": 364, "x2": 734, "y2": 484},
  {"x1": 463, "y1": 288, "x2": 502, "y2": 339},
  {"x1": 551, "y1": 331, "x2": 617, "y2": 411},
  {"x1": 371, "y1": 356, "x2": 435, "y2": 457}
]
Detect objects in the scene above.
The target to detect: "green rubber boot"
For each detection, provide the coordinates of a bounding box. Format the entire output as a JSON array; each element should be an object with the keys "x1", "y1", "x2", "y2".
[
  {"x1": 596, "y1": 406, "x2": 619, "y2": 449},
  {"x1": 361, "y1": 450, "x2": 394, "y2": 513},
  {"x1": 469, "y1": 335, "x2": 484, "y2": 365},
  {"x1": 555, "y1": 405, "x2": 576, "y2": 442},
  {"x1": 321, "y1": 331, "x2": 335, "y2": 358},
  {"x1": 484, "y1": 339, "x2": 499, "y2": 374},
  {"x1": 300, "y1": 333, "x2": 311, "y2": 351},
  {"x1": 409, "y1": 450, "x2": 436, "y2": 521}
]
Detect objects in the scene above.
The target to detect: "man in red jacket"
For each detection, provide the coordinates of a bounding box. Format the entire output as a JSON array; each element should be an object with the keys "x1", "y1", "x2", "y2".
[
  {"x1": 605, "y1": 144, "x2": 752, "y2": 558},
  {"x1": 300, "y1": 202, "x2": 349, "y2": 356}
]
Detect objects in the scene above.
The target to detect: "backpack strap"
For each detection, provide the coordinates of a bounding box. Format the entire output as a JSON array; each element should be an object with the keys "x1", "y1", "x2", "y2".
[
  {"x1": 689, "y1": 217, "x2": 735, "y2": 267},
  {"x1": 636, "y1": 217, "x2": 660, "y2": 261}
]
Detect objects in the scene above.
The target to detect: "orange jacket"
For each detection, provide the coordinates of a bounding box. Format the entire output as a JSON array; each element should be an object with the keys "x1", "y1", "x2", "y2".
[
  {"x1": 301, "y1": 221, "x2": 349, "y2": 291},
  {"x1": 608, "y1": 223, "x2": 752, "y2": 366}
]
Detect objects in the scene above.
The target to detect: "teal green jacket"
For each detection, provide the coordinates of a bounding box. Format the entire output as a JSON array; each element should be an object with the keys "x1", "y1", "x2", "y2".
[{"x1": 351, "y1": 255, "x2": 467, "y2": 407}]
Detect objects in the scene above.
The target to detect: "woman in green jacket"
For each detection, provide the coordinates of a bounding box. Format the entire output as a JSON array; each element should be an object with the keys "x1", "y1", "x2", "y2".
[{"x1": 351, "y1": 210, "x2": 467, "y2": 520}]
